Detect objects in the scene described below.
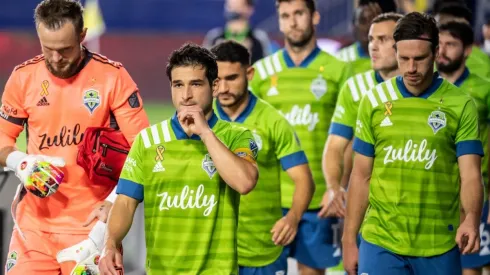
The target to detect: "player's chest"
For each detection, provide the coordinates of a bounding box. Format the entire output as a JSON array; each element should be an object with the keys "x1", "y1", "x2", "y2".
[
  {"x1": 24, "y1": 78, "x2": 111, "y2": 126},
  {"x1": 372, "y1": 100, "x2": 457, "y2": 141}
]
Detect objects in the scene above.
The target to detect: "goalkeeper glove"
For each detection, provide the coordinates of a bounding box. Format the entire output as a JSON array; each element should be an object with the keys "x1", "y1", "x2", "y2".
[
  {"x1": 6, "y1": 151, "x2": 65, "y2": 198},
  {"x1": 57, "y1": 221, "x2": 106, "y2": 275}
]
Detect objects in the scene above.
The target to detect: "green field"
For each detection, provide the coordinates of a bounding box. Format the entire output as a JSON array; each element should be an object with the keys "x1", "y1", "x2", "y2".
[{"x1": 15, "y1": 102, "x2": 345, "y2": 273}]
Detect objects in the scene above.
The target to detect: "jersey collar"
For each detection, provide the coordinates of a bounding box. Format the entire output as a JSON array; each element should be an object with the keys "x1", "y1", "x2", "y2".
[
  {"x1": 283, "y1": 45, "x2": 321, "y2": 68},
  {"x1": 374, "y1": 71, "x2": 384, "y2": 84},
  {"x1": 453, "y1": 67, "x2": 470, "y2": 87},
  {"x1": 395, "y1": 73, "x2": 444, "y2": 99},
  {"x1": 170, "y1": 111, "x2": 219, "y2": 140},
  {"x1": 216, "y1": 91, "x2": 257, "y2": 123},
  {"x1": 356, "y1": 42, "x2": 369, "y2": 58}
]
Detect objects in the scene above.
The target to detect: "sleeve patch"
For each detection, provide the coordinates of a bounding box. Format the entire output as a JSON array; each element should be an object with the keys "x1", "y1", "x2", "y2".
[{"x1": 128, "y1": 91, "x2": 141, "y2": 108}]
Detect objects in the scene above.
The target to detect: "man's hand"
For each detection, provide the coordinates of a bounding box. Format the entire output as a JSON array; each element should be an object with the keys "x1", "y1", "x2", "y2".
[
  {"x1": 318, "y1": 187, "x2": 346, "y2": 218},
  {"x1": 99, "y1": 243, "x2": 123, "y2": 275},
  {"x1": 342, "y1": 239, "x2": 359, "y2": 275},
  {"x1": 177, "y1": 105, "x2": 212, "y2": 137},
  {"x1": 83, "y1": 201, "x2": 113, "y2": 226},
  {"x1": 457, "y1": 213, "x2": 481, "y2": 254},
  {"x1": 271, "y1": 212, "x2": 300, "y2": 246}
]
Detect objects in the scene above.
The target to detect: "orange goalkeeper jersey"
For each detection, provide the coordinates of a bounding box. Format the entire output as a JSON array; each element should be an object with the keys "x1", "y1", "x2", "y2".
[{"x1": 0, "y1": 49, "x2": 149, "y2": 234}]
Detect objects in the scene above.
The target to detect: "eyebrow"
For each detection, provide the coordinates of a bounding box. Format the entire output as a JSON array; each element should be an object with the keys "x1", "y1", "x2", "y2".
[{"x1": 44, "y1": 45, "x2": 72, "y2": 52}]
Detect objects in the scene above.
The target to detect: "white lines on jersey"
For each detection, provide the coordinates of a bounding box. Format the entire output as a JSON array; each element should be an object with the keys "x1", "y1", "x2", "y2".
[
  {"x1": 366, "y1": 89, "x2": 379, "y2": 108},
  {"x1": 150, "y1": 124, "x2": 161, "y2": 145},
  {"x1": 272, "y1": 52, "x2": 282, "y2": 73},
  {"x1": 255, "y1": 61, "x2": 267, "y2": 80},
  {"x1": 386, "y1": 81, "x2": 399, "y2": 100},
  {"x1": 356, "y1": 74, "x2": 368, "y2": 96},
  {"x1": 347, "y1": 78, "x2": 360, "y2": 102},
  {"x1": 264, "y1": 56, "x2": 275, "y2": 76},
  {"x1": 140, "y1": 129, "x2": 151, "y2": 148},
  {"x1": 161, "y1": 120, "x2": 171, "y2": 142},
  {"x1": 376, "y1": 85, "x2": 388, "y2": 103}
]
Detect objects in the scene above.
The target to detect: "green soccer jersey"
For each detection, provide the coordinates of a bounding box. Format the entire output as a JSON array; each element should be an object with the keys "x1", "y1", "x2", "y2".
[
  {"x1": 249, "y1": 46, "x2": 352, "y2": 209},
  {"x1": 335, "y1": 42, "x2": 372, "y2": 75},
  {"x1": 467, "y1": 46, "x2": 490, "y2": 79},
  {"x1": 353, "y1": 74, "x2": 483, "y2": 257},
  {"x1": 116, "y1": 113, "x2": 258, "y2": 275},
  {"x1": 214, "y1": 92, "x2": 307, "y2": 267},
  {"x1": 454, "y1": 67, "x2": 490, "y2": 192},
  {"x1": 330, "y1": 70, "x2": 384, "y2": 139}
]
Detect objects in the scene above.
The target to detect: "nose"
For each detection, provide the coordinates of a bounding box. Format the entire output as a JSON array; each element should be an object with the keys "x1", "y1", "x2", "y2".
[
  {"x1": 219, "y1": 78, "x2": 229, "y2": 93},
  {"x1": 51, "y1": 51, "x2": 63, "y2": 63},
  {"x1": 408, "y1": 59, "x2": 417, "y2": 73},
  {"x1": 182, "y1": 86, "x2": 193, "y2": 101}
]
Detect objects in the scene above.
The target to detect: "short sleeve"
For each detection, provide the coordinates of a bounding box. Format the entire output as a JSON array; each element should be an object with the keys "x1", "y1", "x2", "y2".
[
  {"x1": 352, "y1": 95, "x2": 375, "y2": 157},
  {"x1": 455, "y1": 99, "x2": 484, "y2": 157},
  {"x1": 230, "y1": 129, "x2": 258, "y2": 165},
  {"x1": 273, "y1": 117, "x2": 308, "y2": 171},
  {"x1": 111, "y1": 67, "x2": 150, "y2": 144},
  {"x1": 0, "y1": 70, "x2": 28, "y2": 147},
  {"x1": 329, "y1": 80, "x2": 358, "y2": 140},
  {"x1": 116, "y1": 132, "x2": 146, "y2": 202}
]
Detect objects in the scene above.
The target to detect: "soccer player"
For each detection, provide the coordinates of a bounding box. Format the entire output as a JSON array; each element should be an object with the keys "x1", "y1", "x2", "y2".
[
  {"x1": 343, "y1": 12, "x2": 484, "y2": 275},
  {"x1": 0, "y1": 0, "x2": 149, "y2": 274},
  {"x1": 248, "y1": 0, "x2": 351, "y2": 274},
  {"x1": 335, "y1": 0, "x2": 397, "y2": 75},
  {"x1": 211, "y1": 40, "x2": 315, "y2": 275},
  {"x1": 434, "y1": 2, "x2": 490, "y2": 79},
  {"x1": 322, "y1": 12, "x2": 402, "y2": 218},
  {"x1": 436, "y1": 21, "x2": 490, "y2": 275},
  {"x1": 98, "y1": 43, "x2": 259, "y2": 275}
]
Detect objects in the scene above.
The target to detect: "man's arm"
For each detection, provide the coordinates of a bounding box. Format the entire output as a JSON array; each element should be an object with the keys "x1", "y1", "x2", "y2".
[
  {"x1": 341, "y1": 141, "x2": 354, "y2": 188},
  {"x1": 104, "y1": 194, "x2": 139, "y2": 248},
  {"x1": 458, "y1": 155, "x2": 483, "y2": 224},
  {"x1": 343, "y1": 153, "x2": 373, "y2": 244},
  {"x1": 286, "y1": 164, "x2": 314, "y2": 220},
  {"x1": 201, "y1": 131, "x2": 258, "y2": 195},
  {"x1": 323, "y1": 135, "x2": 351, "y2": 191}
]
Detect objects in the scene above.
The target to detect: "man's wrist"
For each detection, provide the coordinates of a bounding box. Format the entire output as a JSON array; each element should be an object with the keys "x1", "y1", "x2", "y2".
[
  {"x1": 199, "y1": 129, "x2": 215, "y2": 143},
  {"x1": 342, "y1": 234, "x2": 358, "y2": 245}
]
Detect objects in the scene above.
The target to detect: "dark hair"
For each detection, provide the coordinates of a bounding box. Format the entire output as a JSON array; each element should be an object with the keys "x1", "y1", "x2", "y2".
[
  {"x1": 211, "y1": 40, "x2": 251, "y2": 66},
  {"x1": 372, "y1": 12, "x2": 403, "y2": 24},
  {"x1": 276, "y1": 0, "x2": 316, "y2": 14},
  {"x1": 245, "y1": 0, "x2": 255, "y2": 7},
  {"x1": 439, "y1": 21, "x2": 474, "y2": 47},
  {"x1": 393, "y1": 12, "x2": 439, "y2": 53},
  {"x1": 166, "y1": 43, "x2": 218, "y2": 86},
  {"x1": 358, "y1": 0, "x2": 397, "y2": 13},
  {"x1": 34, "y1": 0, "x2": 84, "y2": 34},
  {"x1": 435, "y1": 3, "x2": 472, "y2": 23}
]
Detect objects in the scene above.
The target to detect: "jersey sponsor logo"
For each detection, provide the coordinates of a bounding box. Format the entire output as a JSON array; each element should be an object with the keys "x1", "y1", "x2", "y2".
[
  {"x1": 123, "y1": 157, "x2": 137, "y2": 173},
  {"x1": 380, "y1": 116, "x2": 393, "y2": 127},
  {"x1": 39, "y1": 124, "x2": 84, "y2": 150},
  {"x1": 83, "y1": 89, "x2": 101, "y2": 114},
  {"x1": 0, "y1": 104, "x2": 16, "y2": 120},
  {"x1": 5, "y1": 251, "x2": 17, "y2": 273},
  {"x1": 310, "y1": 74, "x2": 328, "y2": 100},
  {"x1": 157, "y1": 184, "x2": 218, "y2": 216},
  {"x1": 383, "y1": 139, "x2": 437, "y2": 170},
  {"x1": 202, "y1": 154, "x2": 217, "y2": 179},
  {"x1": 280, "y1": 104, "x2": 320, "y2": 131},
  {"x1": 428, "y1": 110, "x2": 446, "y2": 134},
  {"x1": 36, "y1": 97, "x2": 50, "y2": 106}
]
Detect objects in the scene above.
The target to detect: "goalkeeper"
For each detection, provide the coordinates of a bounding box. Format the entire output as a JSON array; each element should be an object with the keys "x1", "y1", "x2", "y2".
[{"x1": 0, "y1": 0, "x2": 149, "y2": 274}]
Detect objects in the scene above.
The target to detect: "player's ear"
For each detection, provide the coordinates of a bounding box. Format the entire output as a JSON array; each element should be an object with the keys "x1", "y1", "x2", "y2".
[
  {"x1": 312, "y1": 11, "x2": 320, "y2": 26},
  {"x1": 246, "y1": 66, "x2": 255, "y2": 81},
  {"x1": 80, "y1": 28, "x2": 87, "y2": 44},
  {"x1": 212, "y1": 78, "x2": 220, "y2": 97},
  {"x1": 464, "y1": 45, "x2": 473, "y2": 59}
]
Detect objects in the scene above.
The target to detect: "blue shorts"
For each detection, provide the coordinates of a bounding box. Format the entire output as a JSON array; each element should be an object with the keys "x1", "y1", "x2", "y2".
[
  {"x1": 280, "y1": 208, "x2": 341, "y2": 269},
  {"x1": 461, "y1": 201, "x2": 490, "y2": 269},
  {"x1": 239, "y1": 252, "x2": 288, "y2": 275},
  {"x1": 359, "y1": 236, "x2": 461, "y2": 275}
]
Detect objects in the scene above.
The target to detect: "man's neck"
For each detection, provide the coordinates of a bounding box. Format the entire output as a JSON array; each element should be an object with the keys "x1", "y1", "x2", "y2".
[
  {"x1": 221, "y1": 91, "x2": 250, "y2": 121},
  {"x1": 404, "y1": 72, "x2": 435, "y2": 96},
  {"x1": 285, "y1": 39, "x2": 317, "y2": 66},
  {"x1": 226, "y1": 20, "x2": 249, "y2": 33},
  {"x1": 438, "y1": 65, "x2": 466, "y2": 84},
  {"x1": 378, "y1": 67, "x2": 399, "y2": 81}
]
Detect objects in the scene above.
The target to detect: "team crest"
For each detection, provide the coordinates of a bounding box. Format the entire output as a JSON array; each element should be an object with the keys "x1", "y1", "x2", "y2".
[
  {"x1": 249, "y1": 139, "x2": 259, "y2": 159},
  {"x1": 428, "y1": 110, "x2": 446, "y2": 134},
  {"x1": 83, "y1": 89, "x2": 101, "y2": 114},
  {"x1": 310, "y1": 74, "x2": 327, "y2": 100},
  {"x1": 202, "y1": 154, "x2": 217, "y2": 179},
  {"x1": 6, "y1": 251, "x2": 17, "y2": 273},
  {"x1": 252, "y1": 131, "x2": 263, "y2": 151}
]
